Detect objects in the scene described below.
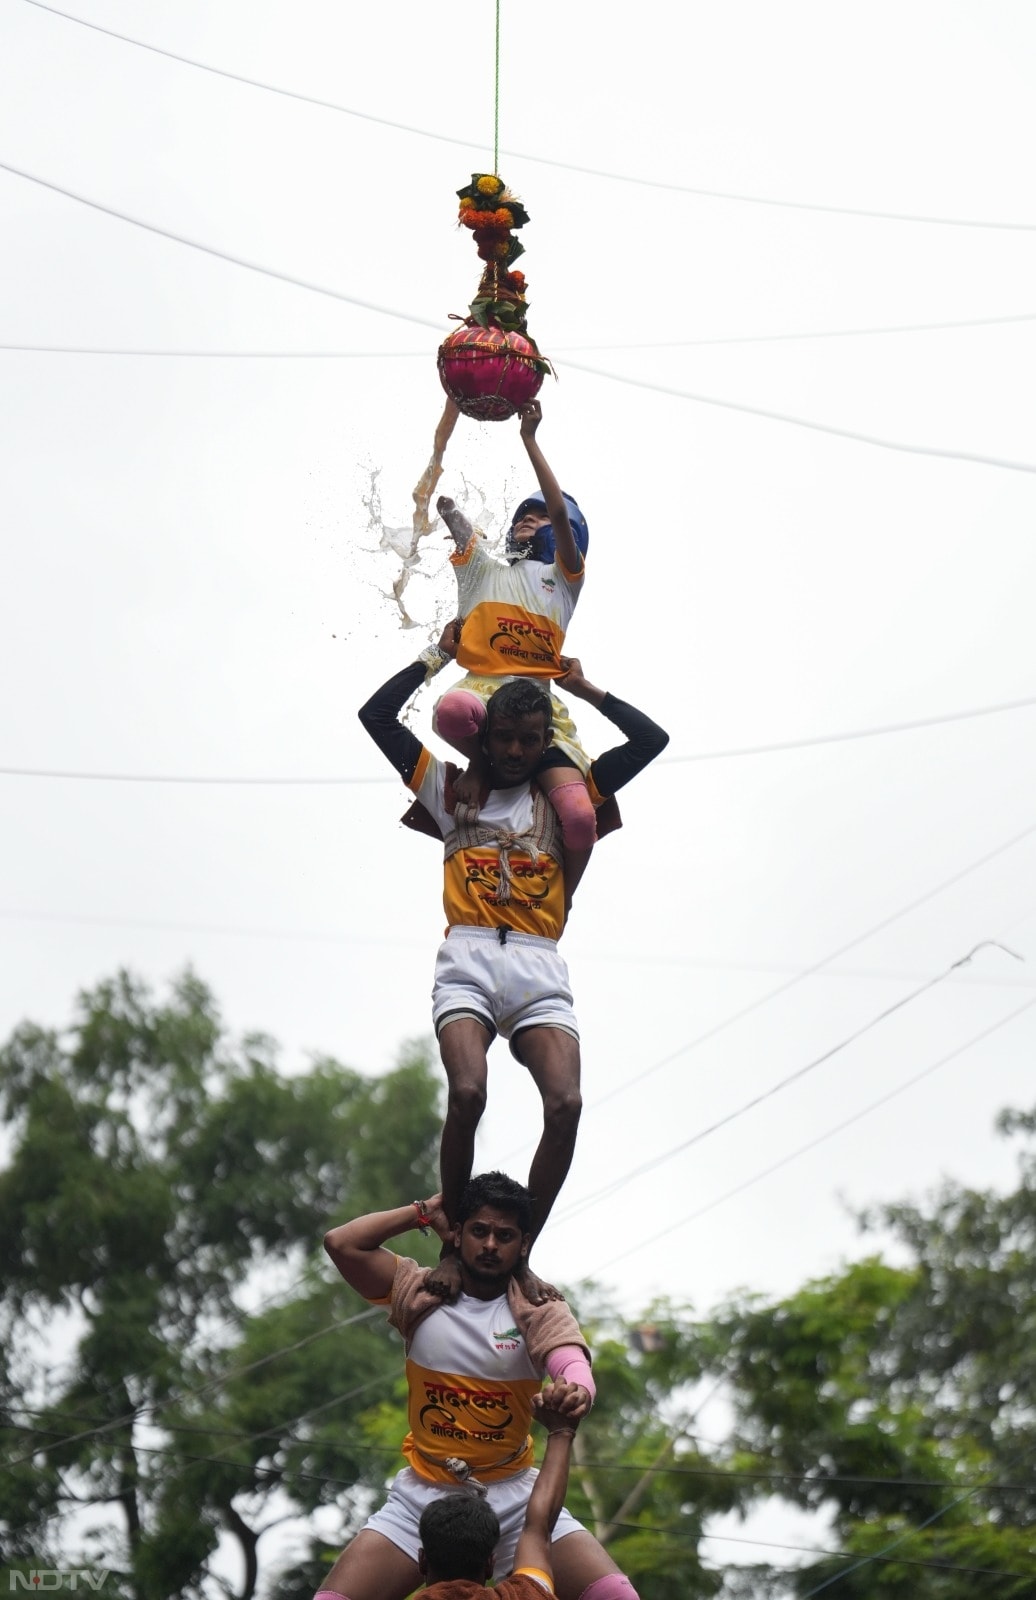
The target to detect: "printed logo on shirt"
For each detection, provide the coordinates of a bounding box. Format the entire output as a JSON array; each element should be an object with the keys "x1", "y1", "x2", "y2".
[
  {"x1": 493, "y1": 1325, "x2": 522, "y2": 1351},
  {"x1": 540, "y1": 576, "x2": 556, "y2": 592},
  {"x1": 418, "y1": 1378, "x2": 514, "y2": 1444},
  {"x1": 463, "y1": 853, "x2": 552, "y2": 908},
  {"x1": 487, "y1": 615, "x2": 557, "y2": 665}
]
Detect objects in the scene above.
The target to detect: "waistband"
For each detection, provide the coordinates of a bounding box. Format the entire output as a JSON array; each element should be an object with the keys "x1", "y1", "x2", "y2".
[{"x1": 445, "y1": 925, "x2": 559, "y2": 951}]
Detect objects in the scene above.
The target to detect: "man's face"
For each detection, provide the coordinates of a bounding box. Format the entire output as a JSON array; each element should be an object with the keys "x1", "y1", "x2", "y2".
[
  {"x1": 485, "y1": 710, "x2": 551, "y2": 786},
  {"x1": 455, "y1": 1204, "x2": 530, "y2": 1291}
]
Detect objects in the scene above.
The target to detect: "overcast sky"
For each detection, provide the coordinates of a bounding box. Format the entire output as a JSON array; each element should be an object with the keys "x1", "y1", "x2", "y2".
[{"x1": 4, "y1": 1, "x2": 1036, "y2": 1580}]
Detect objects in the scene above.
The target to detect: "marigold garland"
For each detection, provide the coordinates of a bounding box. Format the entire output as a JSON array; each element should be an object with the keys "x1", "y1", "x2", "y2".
[{"x1": 450, "y1": 173, "x2": 547, "y2": 362}]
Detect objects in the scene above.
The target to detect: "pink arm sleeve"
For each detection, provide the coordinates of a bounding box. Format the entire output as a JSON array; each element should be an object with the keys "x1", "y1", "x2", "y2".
[{"x1": 545, "y1": 1344, "x2": 596, "y2": 1402}]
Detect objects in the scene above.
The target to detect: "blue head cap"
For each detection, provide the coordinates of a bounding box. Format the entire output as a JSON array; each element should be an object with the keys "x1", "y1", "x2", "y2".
[{"x1": 506, "y1": 492, "x2": 589, "y2": 565}]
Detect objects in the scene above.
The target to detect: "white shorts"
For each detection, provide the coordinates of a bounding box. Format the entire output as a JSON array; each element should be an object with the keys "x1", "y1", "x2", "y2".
[
  {"x1": 364, "y1": 1465, "x2": 586, "y2": 1579},
  {"x1": 432, "y1": 927, "x2": 579, "y2": 1053}
]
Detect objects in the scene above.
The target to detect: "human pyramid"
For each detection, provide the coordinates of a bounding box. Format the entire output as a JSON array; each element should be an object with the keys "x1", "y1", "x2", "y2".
[{"x1": 312, "y1": 179, "x2": 668, "y2": 1600}]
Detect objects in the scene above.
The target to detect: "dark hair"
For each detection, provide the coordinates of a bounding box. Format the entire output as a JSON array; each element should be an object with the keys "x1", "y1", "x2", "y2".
[
  {"x1": 419, "y1": 1492, "x2": 500, "y2": 1580},
  {"x1": 485, "y1": 678, "x2": 553, "y2": 732},
  {"x1": 457, "y1": 1171, "x2": 533, "y2": 1235}
]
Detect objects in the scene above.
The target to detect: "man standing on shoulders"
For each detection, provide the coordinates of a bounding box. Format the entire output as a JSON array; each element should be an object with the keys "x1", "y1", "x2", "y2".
[
  {"x1": 314, "y1": 1173, "x2": 639, "y2": 1600},
  {"x1": 358, "y1": 628, "x2": 668, "y2": 1272}
]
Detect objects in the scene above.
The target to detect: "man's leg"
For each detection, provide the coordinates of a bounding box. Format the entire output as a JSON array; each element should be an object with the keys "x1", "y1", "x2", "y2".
[
  {"x1": 512, "y1": 1025, "x2": 582, "y2": 1240},
  {"x1": 437, "y1": 1016, "x2": 493, "y2": 1225},
  {"x1": 315, "y1": 1528, "x2": 420, "y2": 1600},
  {"x1": 550, "y1": 1531, "x2": 640, "y2": 1600}
]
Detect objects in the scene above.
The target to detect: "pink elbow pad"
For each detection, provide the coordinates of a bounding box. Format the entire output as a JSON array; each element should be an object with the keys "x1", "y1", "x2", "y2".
[{"x1": 545, "y1": 1344, "x2": 596, "y2": 1402}]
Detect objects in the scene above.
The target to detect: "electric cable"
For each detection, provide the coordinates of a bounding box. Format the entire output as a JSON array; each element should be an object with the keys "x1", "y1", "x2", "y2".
[
  {"x1": 3, "y1": 158, "x2": 1036, "y2": 474},
  {"x1": 5, "y1": 306, "x2": 1036, "y2": 357},
  {"x1": 591, "y1": 993, "x2": 1036, "y2": 1273},
  {"x1": 9, "y1": 1409, "x2": 1030, "y2": 1493},
  {"x1": 577, "y1": 813, "x2": 1036, "y2": 1117},
  {"x1": 0, "y1": 159, "x2": 444, "y2": 334},
  {"x1": 798, "y1": 1441, "x2": 1036, "y2": 1597},
  {"x1": 2, "y1": 1305, "x2": 380, "y2": 1471},
  {"x1": 4, "y1": 905, "x2": 1036, "y2": 995},
  {"x1": 559, "y1": 354, "x2": 1036, "y2": 476},
  {"x1": 4, "y1": 690, "x2": 1036, "y2": 786},
  {"x1": 558, "y1": 942, "x2": 1022, "y2": 1223},
  {"x1": 20, "y1": 0, "x2": 1036, "y2": 233}
]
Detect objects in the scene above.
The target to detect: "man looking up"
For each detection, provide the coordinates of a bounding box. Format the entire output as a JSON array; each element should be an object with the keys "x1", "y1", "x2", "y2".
[
  {"x1": 358, "y1": 627, "x2": 668, "y2": 1270},
  {"x1": 314, "y1": 1174, "x2": 638, "y2": 1600}
]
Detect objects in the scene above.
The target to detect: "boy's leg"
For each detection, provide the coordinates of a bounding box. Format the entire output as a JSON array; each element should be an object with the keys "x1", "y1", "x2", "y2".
[
  {"x1": 536, "y1": 765, "x2": 597, "y2": 915},
  {"x1": 432, "y1": 690, "x2": 488, "y2": 818}
]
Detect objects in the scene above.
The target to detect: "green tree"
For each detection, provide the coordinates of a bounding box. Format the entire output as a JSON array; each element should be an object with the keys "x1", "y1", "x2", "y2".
[
  {"x1": 699, "y1": 1106, "x2": 1036, "y2": 1597},
  {"x1": 0, "y1": 969, "x2": 443, "y2": 1599}
]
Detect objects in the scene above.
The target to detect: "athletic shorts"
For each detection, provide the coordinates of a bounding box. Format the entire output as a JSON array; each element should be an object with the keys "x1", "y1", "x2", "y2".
[
  {"x1": 432, "y1": 927, "x2": 579, "y2": 1055},
  {"x1": 364, "y1": 1465, "x2": 585, "y2": 1579}
]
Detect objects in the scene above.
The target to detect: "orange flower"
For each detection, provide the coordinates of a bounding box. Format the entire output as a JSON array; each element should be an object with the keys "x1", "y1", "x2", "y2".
[{"x1": 494, "y1": 207, "x2": 514, "y2": 227}]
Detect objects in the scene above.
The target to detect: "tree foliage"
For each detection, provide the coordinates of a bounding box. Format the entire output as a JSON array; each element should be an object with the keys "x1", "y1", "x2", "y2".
[
  {"x1": 699, "y1": 1110, "x2": 1036, "y2": 1597},
  {"x1": 3, "y1": 969, "x2": 1035, "y2": 1600},
  {"x1": 0, "y1": 969, "x2": 442, "y2": 1598}
]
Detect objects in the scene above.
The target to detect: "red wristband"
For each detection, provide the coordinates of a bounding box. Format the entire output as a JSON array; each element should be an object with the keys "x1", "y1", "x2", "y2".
[{"x1": 413, "y1": 1201, "x2": 433, "y2": 1234}]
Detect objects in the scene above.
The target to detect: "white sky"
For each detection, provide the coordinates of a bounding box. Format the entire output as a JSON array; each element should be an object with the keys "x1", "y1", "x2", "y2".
[{"x1": 3, "y1": 2, "x2": 1036, "y2": 1582}]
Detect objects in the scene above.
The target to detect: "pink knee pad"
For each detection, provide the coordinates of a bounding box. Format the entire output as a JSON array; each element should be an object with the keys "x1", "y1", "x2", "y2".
[
  {"x1": 579, "y1": 1577, "x2": 640, "y2": 1600},
  {"x1": 547, "y1": 780, "x2": 598, "y2": 850},
  {"x1": 434, "y1": 689, "x2": 487, "y2": 744}
]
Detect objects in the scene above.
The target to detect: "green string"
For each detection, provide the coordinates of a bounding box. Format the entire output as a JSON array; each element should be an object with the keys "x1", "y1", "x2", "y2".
[{"x1": 493, "y1": 0, "x2": 501, "y2": 176}]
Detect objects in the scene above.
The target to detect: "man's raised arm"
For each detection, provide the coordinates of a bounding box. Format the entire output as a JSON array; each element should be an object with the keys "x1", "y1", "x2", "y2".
[
  {"x1": 357, "y1": 620, "x2": 461, "y2": 782},
  {"x1": 511, "y1": 1382, "x2": 583, "y2": 1581},
  {"x1": 557, "y1": 657, "x2": 670, "y2": 797},
  {"x1": 324, "y1": 1193, "x2": 450, "y2": 1302}
]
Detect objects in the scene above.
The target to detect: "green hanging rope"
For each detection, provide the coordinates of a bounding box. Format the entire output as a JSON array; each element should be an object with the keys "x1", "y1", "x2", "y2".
[{"x1": 493, "y1": 0, "x2": 501, "y2": 176}]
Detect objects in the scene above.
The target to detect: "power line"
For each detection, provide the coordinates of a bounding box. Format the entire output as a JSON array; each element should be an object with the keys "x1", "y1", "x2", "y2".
[
  {"x1": 0, "y1": 159, "x2": 444, "y2": 334},
  {"x1": 593, "y1": 994, "x2": 1036, "y2": 1274},
  {"x1": 4, "y1": 905, "x2": 1035, "y2": 995},
  {"x1": 4, "y1": 157, "x2": 1036, "y2": 475},
  {"x1": 798, "y1": 1441, "x2": 1036, "y2": 1596},
  {"x1": 6, "y1": 307, "x2": 1036, "y2": 358},
  {"x1": 564, "y1": 814, "x2": 1036, "y2": 1127},
  {"x1": 561, "y1": 355, "x2": 1036, "y2": 477},
  {"x1": 20, "y1": 0, "x2": 1036, "y2": 234},
  {"x1": 4, "y1": 691, "x2": 1036, "y2": 786},
  {"x1": 559, "y1": 942, "x2": 1021, "y2": 1222},
  {"x1": 3, "y1": 1305, "x2": 379, "y2": 1472}
]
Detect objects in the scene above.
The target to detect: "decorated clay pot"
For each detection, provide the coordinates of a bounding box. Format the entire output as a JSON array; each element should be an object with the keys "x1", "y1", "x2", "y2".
[{"x1": 437, "y1": 324, "x2": 544, "y2": 422}]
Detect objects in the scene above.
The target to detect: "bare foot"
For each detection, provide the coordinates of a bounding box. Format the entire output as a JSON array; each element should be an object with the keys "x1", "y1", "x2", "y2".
[
  {"x1": 437, "y1": 496, "x2": 474, "y2": 544},
  {"x1": 426, "y1": 1252, "x2": 463, "y2": 1302},
  {"x1": 514, "y1": 1259, "x2": 563, "y2": 1305}
]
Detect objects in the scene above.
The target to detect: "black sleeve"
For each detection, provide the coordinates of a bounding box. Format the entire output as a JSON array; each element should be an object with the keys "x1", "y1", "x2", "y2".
[
  {"x1": 588, "y1": 693, "x2": 670, "y2": 798},
  {"x1": 357, "y1": 661, "x2": 427, "y2": 783}
]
